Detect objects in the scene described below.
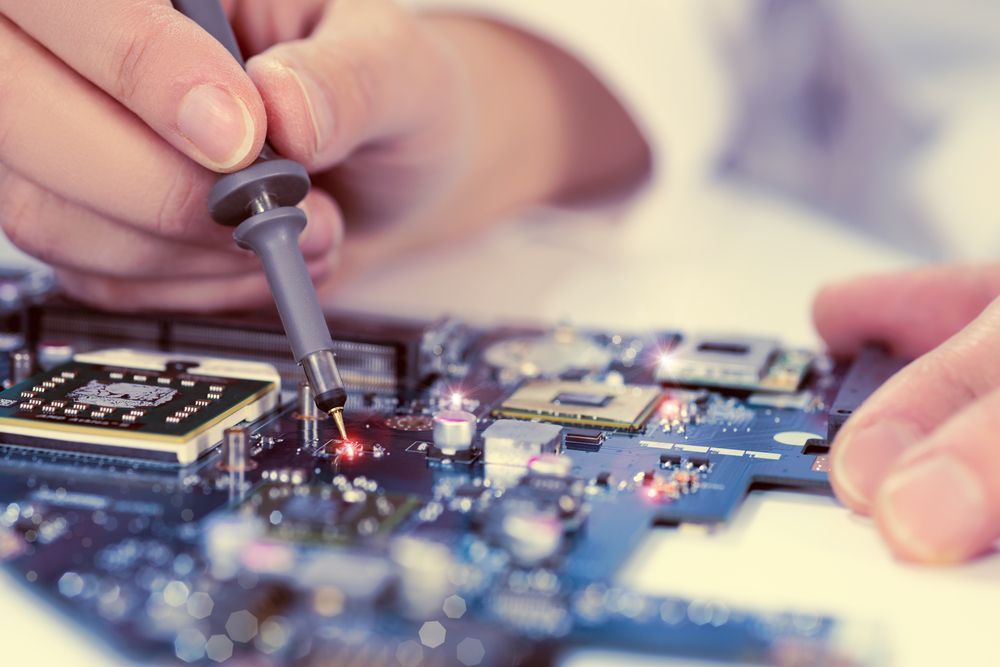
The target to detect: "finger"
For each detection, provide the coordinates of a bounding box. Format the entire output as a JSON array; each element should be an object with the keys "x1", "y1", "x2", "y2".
[
  {"x1": 873, "y1": 386, "x2": 1000, "y2": 563},
  {"x1": 830, "y1": 295, "x2": 1000, "y2": 513},
  {"x1": 0, "y1": 19, "x2": 339, "y2": 253},
  {"x1": 813, "y1": 264, "x2": 1000, "y2": 358},
  {"x1": 227, "y1": 0, "x2": 328, "y2": 57},
  {"x1": 56, "y1": 254, "x2": 335, "y2": 314},
  {"x1": 0, "y1": 16, "x2": 221, "y2": 244},
  {"x1": 0, "y1": 168, "x2": 255, "y2": 279},
  {"x1": 0, "y1": 168, "x2": 338, "y2": 278},
  {"x1": 245, "y1": 0, "x2": 451, "y2": 169},
  {"x1": 1, "y1": 0, "x2": 265, "y2": 171}
]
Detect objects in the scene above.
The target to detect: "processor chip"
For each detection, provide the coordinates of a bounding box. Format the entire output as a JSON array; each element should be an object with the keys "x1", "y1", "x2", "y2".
[
  {"x1": 494, "y1": 380, "x2": 661, "y2": 431},
  {"x1": 0, "y1": 349, "x2": 280, "y2": 464},
  {"x1": 655, "y1": 335, "x2": 812, "y2": 393}
]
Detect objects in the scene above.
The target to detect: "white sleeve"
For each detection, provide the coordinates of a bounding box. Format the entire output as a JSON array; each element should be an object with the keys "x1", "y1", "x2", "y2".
[{"x1": 403, "y1": 0, "x2": 734, "y2": 191}]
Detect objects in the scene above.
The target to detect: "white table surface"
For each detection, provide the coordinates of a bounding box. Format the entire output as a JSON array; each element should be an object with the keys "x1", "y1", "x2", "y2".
[{"x1": 2, "y1": 181, "x2": 997, "y2": 666}]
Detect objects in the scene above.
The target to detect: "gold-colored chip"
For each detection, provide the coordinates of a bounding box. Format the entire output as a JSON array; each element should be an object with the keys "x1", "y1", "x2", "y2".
[{"x1": 494, "y1": 380, "x2": 661, "y2": 431}]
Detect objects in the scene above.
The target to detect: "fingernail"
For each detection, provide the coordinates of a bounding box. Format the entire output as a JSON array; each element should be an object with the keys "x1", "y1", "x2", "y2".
[
  {"x1": 878, "y1": 454, "x2": 987, "y2": 562},
  {"x1": 832, "y1": 420, "x2": 920, "y2": 510},
  {"x1": 178, "y1": 85, "x2": 255, "y2": 169}
]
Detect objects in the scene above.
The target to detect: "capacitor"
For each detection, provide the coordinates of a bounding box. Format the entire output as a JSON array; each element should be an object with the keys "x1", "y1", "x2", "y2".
[
  {"x1": 432, "y1": 410, "x2": 477, "y2": 456},
  {"x1": 220, "y1": 425, "x2": 255, "y2": 472},
  {"x1": 500, "y1": 508, "x2": 563, "y2": 566},
  {"x1": 10, "y1": 349, "x2": 34, "y2": 385},
  {"x1": 296, "y1": 380, "x2": 317, "y2": 419}
]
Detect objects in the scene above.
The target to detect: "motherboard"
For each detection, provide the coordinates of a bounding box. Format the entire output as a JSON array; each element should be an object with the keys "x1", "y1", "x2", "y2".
[{"x1": 0, "y1": 295, "x2": 904, "y2": 666}]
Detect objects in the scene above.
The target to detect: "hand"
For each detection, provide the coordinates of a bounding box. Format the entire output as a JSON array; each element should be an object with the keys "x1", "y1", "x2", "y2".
[
  {"x1": 0, "y1": 0, "x2": 649, "y2": 311},
  {"x1": 814, "y1": 264, "x2": 1000, "y2": 563},
  {"x1": 0, "y1": 0, "x2": 341, "y2": 312}
]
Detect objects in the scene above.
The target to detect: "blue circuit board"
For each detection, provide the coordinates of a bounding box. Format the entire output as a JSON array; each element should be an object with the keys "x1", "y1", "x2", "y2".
[{"x1": 0, "y1": 316, "x2": 898, "y2": 667}]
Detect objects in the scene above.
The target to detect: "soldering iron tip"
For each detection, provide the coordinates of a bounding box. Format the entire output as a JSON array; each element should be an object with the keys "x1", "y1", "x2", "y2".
[{"x1": 330, "y1": 408, "x2": 348, "y2": 441}]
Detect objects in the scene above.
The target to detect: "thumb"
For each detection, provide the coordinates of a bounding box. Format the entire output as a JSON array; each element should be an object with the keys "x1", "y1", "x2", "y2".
[
  {"x1": 244, "y1": 0, "x2": 447, "y2": 170},
  {"x1": 829, "y1": 291, "x2": 1000, "y2": 513},
  {"x1": 872, "y1": 385, "x2": 1000, "y2": 563}
]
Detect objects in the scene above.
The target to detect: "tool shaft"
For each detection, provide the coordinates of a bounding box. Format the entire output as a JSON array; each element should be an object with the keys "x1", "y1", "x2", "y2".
[{"x1": 172, "y1": 0, "x2": 349, "y2": 428}]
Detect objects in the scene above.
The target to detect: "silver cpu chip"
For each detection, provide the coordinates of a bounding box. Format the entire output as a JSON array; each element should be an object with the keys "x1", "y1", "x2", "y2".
[{"x1": 655, "y1": 335, "x2": 811, "y2": 393}]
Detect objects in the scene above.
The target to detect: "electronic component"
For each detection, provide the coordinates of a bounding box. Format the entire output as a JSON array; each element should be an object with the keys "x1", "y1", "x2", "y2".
[
  {"x1": 482, "y1": 419, "x2": 562, "y2": 467},
  {"x1": 563, "y1": 429, "x2": 605, "y2": 452},
  {"x1": 245, "y1": 481, "x2": 420, "y2": 546},
  {"x1": 385, "y1": 415, "x2": 434, "y2": 431},
  {"x1": 10, "y1": 349, "x2": 33, "y2": 385},
  {"x1": 655, "y1": 334, "x2": 812, "y2": 393},
  {"x1": 296, "y1": 380, "x2": 318, "y2": 419},
  {"x1": 220, "y1": 425, "x2": 254, "y2": 472},
  {"x1": 828, "y1": 344, "x2": 907, "y2": 441},
  {"x1": 495, "y1": 380, "x2": 661, "y2": 431},
  {"x1": 498, "y1": 507, "x2": 564, "y2": 566},
  {"x1": 432, "y1": 410, "x2": 477, "y2": 455},
  {"x1": 0, "y1": 349, "x2": 279, "y2": 464}
]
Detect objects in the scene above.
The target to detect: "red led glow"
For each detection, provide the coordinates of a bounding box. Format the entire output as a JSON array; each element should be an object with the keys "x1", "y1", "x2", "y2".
[{"x1": 337, "y1": 442, "x2": 362, "y2": 459}]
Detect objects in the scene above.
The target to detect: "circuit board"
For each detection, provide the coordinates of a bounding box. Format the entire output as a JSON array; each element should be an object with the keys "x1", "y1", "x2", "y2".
[{"x1": 0, "y1": 302, "x2": 903, "y2": 666}]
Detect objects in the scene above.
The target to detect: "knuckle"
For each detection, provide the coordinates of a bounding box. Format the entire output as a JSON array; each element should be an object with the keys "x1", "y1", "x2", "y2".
[
  {"x1": 0, "y1": 175, "x2": 44, "y2": 257},
  {"x1": 152, "y1": 166, "x2": 204, "y2": 239},
  {"x1": 330, "y1": 46, "x2": 382, "y2": 139},
  {"x1": 105, "y1": 4, "x2": 172, "y2": 106}
]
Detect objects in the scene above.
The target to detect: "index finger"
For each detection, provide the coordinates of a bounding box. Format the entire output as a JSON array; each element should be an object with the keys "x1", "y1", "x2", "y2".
[{"x1": 0, "y1": 0, "x2": 266, "y2": 171}]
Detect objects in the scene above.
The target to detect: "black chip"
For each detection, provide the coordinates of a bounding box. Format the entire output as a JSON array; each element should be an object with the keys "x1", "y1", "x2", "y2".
[
  {"x1": 659, "y1": 453, "x2": 682, "y2": 468},
  {"x1": 563, "y1": 429, "x2": 605, "y2": 452},
  {"x1": 687, "y1": 456, "x2": 711, "y2": 469}
]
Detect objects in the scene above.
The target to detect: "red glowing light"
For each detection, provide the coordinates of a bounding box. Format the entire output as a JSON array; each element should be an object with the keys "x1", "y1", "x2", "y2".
[
  {"x1": 659, "y1": 399, "x2": 682, "y2": 419},
  {"x1": 337, "y1": 442, "x2": 362, "y2": 459}
]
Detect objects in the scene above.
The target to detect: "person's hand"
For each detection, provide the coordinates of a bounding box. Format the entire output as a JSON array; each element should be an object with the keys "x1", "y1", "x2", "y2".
[
  {"x1": 814, "y1": 264, "x2": 1000, "y2": 563},
  {"x1": 0, "y1": 0, "x2": 649, "y2": 311},
  {"x1": 0, "y1": 0, "x2": 343, "y2": 311}
]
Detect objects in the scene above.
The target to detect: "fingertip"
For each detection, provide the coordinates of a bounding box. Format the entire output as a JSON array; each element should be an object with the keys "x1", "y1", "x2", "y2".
[
  {"x1": 874, "y1": 453, "x2": 991, "y2": 564},
  {"x1": 829, "y1": 419, "x2": 921, "y2": 514},
  {"x1": 247, "y1": 53, "x2": 327, "y2": 168},
  {"x1": 811, "y1": 282, "x2": 848, "y2": 353},
  {"x1": 175, "y1": 81, "x2": 267, "y2": 173}
]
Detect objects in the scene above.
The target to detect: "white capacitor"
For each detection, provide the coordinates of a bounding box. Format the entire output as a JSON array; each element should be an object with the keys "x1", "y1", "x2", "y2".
[
  {"x1": 501, "y1": 509, "x2": 563, "y2": 566},
  {"x1": 432, "y1": 410, "x2": 477, "y2": 455}
]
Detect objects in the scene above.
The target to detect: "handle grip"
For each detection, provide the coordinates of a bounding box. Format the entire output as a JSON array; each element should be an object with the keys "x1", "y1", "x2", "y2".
[{"x1": 172, "y1": 0, "x2": 245, "y2": 67}]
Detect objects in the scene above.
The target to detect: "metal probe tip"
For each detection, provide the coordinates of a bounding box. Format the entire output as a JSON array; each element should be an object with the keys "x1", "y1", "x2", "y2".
[{"x1": 330, "y1": 408, "x2": 348, "y2": 441}]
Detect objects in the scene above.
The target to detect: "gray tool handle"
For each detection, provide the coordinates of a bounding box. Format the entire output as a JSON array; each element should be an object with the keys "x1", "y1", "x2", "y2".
[
  {"x1": 234, "y1": 208, "x2": 336, "y2": 361},
  {"x1": 172, "y1": 0, "x2": 245, "y2": 67}
]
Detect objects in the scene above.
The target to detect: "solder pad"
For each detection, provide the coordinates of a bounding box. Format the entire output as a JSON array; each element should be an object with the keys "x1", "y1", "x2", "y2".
[
  {"x1": 0, "y1": 359, "x2": 277, "y2": 464},
  {"x1": 494, "y1": 380, "x2": 661, "y2": 431}
]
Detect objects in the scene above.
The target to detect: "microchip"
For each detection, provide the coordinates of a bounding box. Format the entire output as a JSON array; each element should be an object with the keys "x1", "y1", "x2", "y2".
[
  {"x1": 0, "y1": 349, "x2": 279, "y2": 464},
  {"x1": 563, "y1": 429, "x2": 605, "y2": 452},
  {"x1": 655, "y1": 335, "x2": 811, "y2": 393},
  {"x1": 494, "y1": 380, "x2": 661, "y2": 431},
  {"x1": 246, "y1": 483, "x2": 420, "y2": 545}
]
